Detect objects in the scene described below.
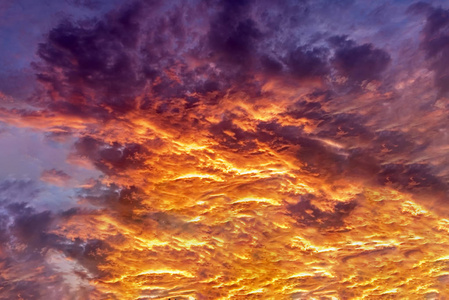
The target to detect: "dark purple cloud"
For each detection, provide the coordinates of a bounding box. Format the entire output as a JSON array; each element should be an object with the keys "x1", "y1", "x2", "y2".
[
  {"x1": 287, "y1": 194, "x2": 357, "y2": 229},
  {"x1": 421, "y1": 6, "x2": 449, "y2": 97},
  {"x1": 330, "y1": 35, "x2": 391, "y2": 84}
]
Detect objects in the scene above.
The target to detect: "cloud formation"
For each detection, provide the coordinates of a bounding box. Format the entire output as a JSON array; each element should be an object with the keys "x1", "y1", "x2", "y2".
[{"x1": 1, "y1": 0, "x2": 449, "y2": 298}]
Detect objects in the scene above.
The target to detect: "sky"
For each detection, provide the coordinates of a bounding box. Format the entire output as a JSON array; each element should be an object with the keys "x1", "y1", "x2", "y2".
[{"x1": 1, "y1": 0, "x2": 449, "y2": 299}]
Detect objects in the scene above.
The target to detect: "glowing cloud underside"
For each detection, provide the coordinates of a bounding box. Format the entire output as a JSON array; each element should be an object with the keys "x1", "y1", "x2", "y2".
[{"x1": 1, "y1": 0, "x2": 449, "y2": 299}]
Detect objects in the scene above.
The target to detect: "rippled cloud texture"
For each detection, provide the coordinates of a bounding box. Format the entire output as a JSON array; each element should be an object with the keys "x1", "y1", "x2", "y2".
[{"x1": 2, "y1": 0, "x2": 449, "y2": 299}]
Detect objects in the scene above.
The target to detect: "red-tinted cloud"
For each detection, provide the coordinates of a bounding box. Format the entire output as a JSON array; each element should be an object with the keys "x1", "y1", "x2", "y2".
[{"x1": 1, "y1": 0, "x2": 449, "y2": 298}]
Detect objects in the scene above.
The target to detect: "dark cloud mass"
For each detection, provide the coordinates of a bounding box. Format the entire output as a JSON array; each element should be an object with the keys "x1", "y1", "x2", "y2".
[
  {"x1": 286, "y1": 46, "x2": 329, "y2": 79},
  {"x1": 331, "y1": 36, "x2": 391, "y2": 83},
  {"x1": 287, "y1": 194, "x2": 357, "y2": 228},
  {"x1": 36, "y1": 3, "x2": 144, "y2": 117},
  {"x1": 1, "y1": 0, "x2": 449, "y2": 299},
  {"x1": 421, "y1": 6, "x2": 449, "y2": 96}
]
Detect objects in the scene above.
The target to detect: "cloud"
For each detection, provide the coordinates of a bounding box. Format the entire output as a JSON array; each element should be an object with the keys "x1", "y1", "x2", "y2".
[
  {"x1": 73, "y1": 136, "x2": 150, "y2": 175},
  {"x1": 0, "y1": 179, "x2": 39, "y2": 203},
  {"x1": 40, "y1": 169, "x2": 72, "y2": 186},
  {"x1": 0, "y1": 198, "x2": 96, "y2": 298},
  {"x1": 208, "y1": 15, "x2": 262, "y2": 65},
  {"x1": 286, "y1": 46, "x2": 330, "y2": 79},
  {"x1": 330, "y1": 35, "x2": 391, "y2": 84},
  {"x1": 420, "y1": 6, "x2": 449, "y2": 97},
  {"x1": 287, "y1": 194, "x2": 357, "y2": 229},
  {"x1": 35, "y1": 2, "x2": 145, "y2": 118},
  {"x1": 1, "y1": 0, "x2": 449, "y2": 298}
]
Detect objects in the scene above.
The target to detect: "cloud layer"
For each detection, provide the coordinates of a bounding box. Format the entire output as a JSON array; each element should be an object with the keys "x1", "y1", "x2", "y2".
[{"x1": 1, "y1": 0, "x2": 449, "y2": 298}]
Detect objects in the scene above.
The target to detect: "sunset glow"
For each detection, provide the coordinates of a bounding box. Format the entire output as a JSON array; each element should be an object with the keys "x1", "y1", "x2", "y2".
[{"x1": 1, "y1": 0, "x2": 449, "y2": 299}]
